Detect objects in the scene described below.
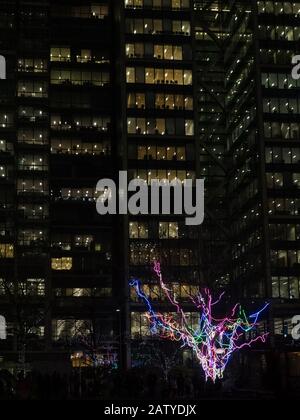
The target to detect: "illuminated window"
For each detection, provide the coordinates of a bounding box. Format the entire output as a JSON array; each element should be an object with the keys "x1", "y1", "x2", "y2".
[
  {"x1": 0, "y1": 278, "x2": 13, "y2": 295},
  {"x1": 0, "y1": 244, "x2": 14, "y2": 258},
  {"x1": 18, "y1": 279, "x2": 45, "y2": 296},
  {"x1": 18, "y1": 58, "x2": 47, "y2": 73},
  {"x1": 50, "y1": 47, "x2": 71, "y2": 62},
  {"x1": 51, "y1": 257, "x2": 73, "y2": 271},
  {"x1": 91, "y1": 4, "x2": 109, "y2": 19},
  {"x1": 131, "y1": 311, "x2": 199, "y2": 338},
  {"x1": 127, "y1": 92, "x2": 145, "y2": 109},
  {"x1": 159, "y1": 222, "x2": 179, "y2": 239},
  {"x1": 129, "y1": 222, "x2": 149, "y2": 239},
  {"x1": 74, "y1": 235, "x2": 94, "y2": 249},
  {"x1": 126, "y1": 67, "x2": 135, "y2": 83},
  {"x1": 77, "y1": 49, "x2": 91, "y2": 63},
  {"x1": 52, "y1": 319, "x2": 92, "y2": 340}
]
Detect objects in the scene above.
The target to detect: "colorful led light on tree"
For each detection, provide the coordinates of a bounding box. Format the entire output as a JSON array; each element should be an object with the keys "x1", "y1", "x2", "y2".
[{"x1": 130, "y1": 262, "x2": 269, "y2": 382}]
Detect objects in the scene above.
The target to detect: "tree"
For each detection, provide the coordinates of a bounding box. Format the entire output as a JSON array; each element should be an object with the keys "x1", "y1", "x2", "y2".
[{"x1": 130, "y1": 261, "x2": 269, "y2": 382}]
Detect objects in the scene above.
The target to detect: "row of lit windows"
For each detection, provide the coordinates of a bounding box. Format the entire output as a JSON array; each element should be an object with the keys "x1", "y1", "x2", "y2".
[
  {"x1": 126, "y1": 67, "x2": 192, "y2": 85},
  {"x1": 50, "y1": 48, "x2": 109, "y2": 64},
  {"x1": 127, "y1": 92, "x2": 193, "y2": 110},
  {"x1": 272, "y1": 276, "x2": 300, "y2": 300},
  {"x1": 125, "y1": 0, "x2": 190, "y2": 9},
  {"x1": 126, "y1": 43, "x2": 191, "y2": 61},
  {"x1": 0, "y1": 279, "x2": 45, "y2": 296},
  {"x1": 259, "y1": 25, "x2": 300, "y2": 41},
  {"x1": 54, "y1": 188, "x2": 100, "y2": 201},
  {"x1": 262, "y1": 72, "x2": 300, "y2": 89},
  {"x1": 127, "y1": 117, "x2": 194, "y2": 136},
  {"x1": 125, "y1": 18, "x2": 190, "y2": 36},
  {"x1": 196, "y1": 31, "x2": 228, "y2": 41},
  {"x1": 50, "y1": 70, "x2": 110, "y2": 86},
  {"x1": 266, "y1": 172, "x2": 300, "y2": 189},
  {"x1": 18, "y1": 230, "x2": 46, "y2": 246},
  {"x1": 268, "y1": 198, "x2": 300, "y2": 215},
  {"x1": 3, "y1": 324, "x2": 44, "y2": 337},
  {"x1": 51, "y1": 115, "x2": 110, "y2": 131},
  {"x1": 258, "y1": 1, "x2": 300, "y2": 15},
  {"x1": 51, "y1": 257, "x2": 73, "y2": 271},
  {"x1": 17, "y1": 179, "x2": 48, "y2": 195},
  {"x1": 260, "y1": 49, "x2": 294, "y2": 65},
  {"x1": 269, "y1": 224, "x2": 300, "y2": 241},
  {"x1": 131, "y1": 144, "x2": 187, "y2": 161},
  {"x1": 130, "y1": 222, "x2": 178, "y2": 239},
  {"x1": 129, "y1": 221, "x2": 197, "y2": 239},
  {"x1": 264, "y1": 121, "x2": 300, "y2": 140},
  {"x1": 18, "y1": 155, "x2": 48, "y2": 172},
  {"x1": 18, "y1": 107, "x2": 47, "y2": 121},
  {"x1": 131, "y1": 283, "x2": 200, "y2": 303},
  {"x1": 270, "y1": 249, "x2": 300, "y2": 268},
  {"x1": 52, "y1": 319, "x2": 113, "y2": 341},
  {"x1": 131, "y1": 312, "x2": 198, "y2": 339},
  {"x1": 266, "y1": 147, "x2": 300, "y2": 164},
  {"x1": 18, "y1": 81, "x2": 48, "y2": 98},
  {"x1": 130, "y1": 244, "x2": 198, "y2": 266},
  {"x1": 263, "y1": 97, "x2": 300, "y2": 115},
  {"x1": 18, "y1": 204, "x2": 48, "y2": 220},
  {"x1": 54, "y1": 287, "x2": 112, "y2": 298},
  {"x1": 133, "y1": 168, "x2": 194, "y2": 183},
  {"x1": 52, "y1": 320, "x2": 90, "y2": 341},
  {"x1": 18, "y1": 129, "x2": 48, "y2": 145},
  {"x1": 51, "y1": 235, "x2": 102, "y2": 251},
  {"x1": 51, "y1": 139, "x2": 110, "y2": 156},
  {"x1": 18, "y1": 58, "x2": 47, "y2": 73}
]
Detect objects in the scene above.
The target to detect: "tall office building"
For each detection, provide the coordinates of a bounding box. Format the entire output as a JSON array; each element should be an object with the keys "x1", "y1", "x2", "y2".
[
  {"x1": 122, "y1": 0, "x2": 202, "y2": 363},
  {"x1": 0, "y1": 0, "x2": 300, "y2": 387},
  {"x1": 0, "y1": 0, "x2": 118, "y2": 369},
  {"x1": 195, "y1": 0, "x2": 300, "y2": 385}
]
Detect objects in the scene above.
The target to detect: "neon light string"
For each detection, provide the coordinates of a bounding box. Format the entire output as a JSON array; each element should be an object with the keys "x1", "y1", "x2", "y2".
[{"x1": 129, "y1": 262, "x2": 269, "y2": 382}]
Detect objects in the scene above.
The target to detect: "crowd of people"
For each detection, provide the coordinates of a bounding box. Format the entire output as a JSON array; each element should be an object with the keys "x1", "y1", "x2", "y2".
[{"x1": 0, "y1": 367, "x2": 225, "y2": 400}]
